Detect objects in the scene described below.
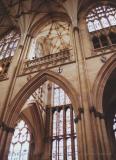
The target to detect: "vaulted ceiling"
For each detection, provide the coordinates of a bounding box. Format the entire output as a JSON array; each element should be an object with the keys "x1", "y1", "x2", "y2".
[{"x1": 0, "y1": 0, "x2": 115, "y2": 36}]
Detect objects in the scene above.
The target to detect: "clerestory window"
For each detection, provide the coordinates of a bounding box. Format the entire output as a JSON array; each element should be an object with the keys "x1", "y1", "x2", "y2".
[
  {"x1": 8, "y1": 120, "x2": 30, "y2": 160},
  {"x1": 0, "y1": 30, "x2": 20, "y2": 60},
  {"x1": 86, "y1": 4, "x2": 116, "y2": 50}
]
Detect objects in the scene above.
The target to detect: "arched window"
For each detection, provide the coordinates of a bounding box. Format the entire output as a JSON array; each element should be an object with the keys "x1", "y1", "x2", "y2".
[
  {"x1": 28, "y1": 21, "x2": 71, "y2": 59},
  {"x1": 0, "y1": 30, "x2": 20, "y2": 59},
  {"x1": 86, "y1": 5, "x2": 116, "y2": 32},
  {"x1": 86, "y1": 4, "x2": 116, "y2": 50},
  {"x1": 51, "y1": 106, "x2": 77, "y2": 160},
  {"x1": 53, "y1": 84, "x2": 70, "y2": 106},
  {"x1": 43, "y1": 83, "x2": 77, "y2": 159},
  {"x1": 48, "y1": 84, "x2": 78, "y2": 160},
  {"x1": 8, "y1": 120, "x2": 30, "y2": 160}
]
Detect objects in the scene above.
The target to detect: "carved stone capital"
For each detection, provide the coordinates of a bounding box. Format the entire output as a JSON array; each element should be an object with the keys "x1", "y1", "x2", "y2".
[
  {"x1": 89, "y1": 106, "x2": 105, "y2": 119},
  {"x1": 90, "y1": 106, "x2": 96, "y2": 113},
  {"x1": 73, "y1": 26, "x2": 79, "y2": 33},
  {"x1": 95, "y1": 112, "x2": 105, "y2": 119},
  {"x1": 78, "y1": 107, "x2": 84, "y2": 114},
  {"x1": 18, "y1": 45, "x2": 23, "y2": 49},
  {"x1": 74, "y1": 114, "x2": 81, "y2": 123},
  {"x1": 0, "y1": 121, "x2": 14, "y2": 133}
]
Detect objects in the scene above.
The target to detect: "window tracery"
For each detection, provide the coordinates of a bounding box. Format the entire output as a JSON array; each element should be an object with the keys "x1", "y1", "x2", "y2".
[
  {"x1": 8, "y1": 120, "x2": 30, "y2": 160},
  {"x1": 0, "y1": 30, "x2": 20, "y2": 59},
  {"x1": 53, "y1": 84, "x2": 70, "y2": 106},
  {"x1": 86, "y1": 4, "x2": 116, "y2": 50},
  {"x1": 48, "y1": 84, "x2": 78, "y2": 160},
  {"x1": 52, "y1": 105, "x2": 78, "y2": 160}
]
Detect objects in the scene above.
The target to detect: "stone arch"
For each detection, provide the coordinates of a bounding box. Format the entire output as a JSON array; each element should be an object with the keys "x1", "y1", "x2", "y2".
[
  {"x1": 4, "y1": 70, "x2": 79, "y2": 128},
  {"x1": 29, "y1": 12, "x2": 71, "y2": 37},
  {"x1": 78, "y1": 1, "x2": 116, "y2": 20},
  {"x1": 92, "y1": 53, "x2": 116, "y2": 112}
]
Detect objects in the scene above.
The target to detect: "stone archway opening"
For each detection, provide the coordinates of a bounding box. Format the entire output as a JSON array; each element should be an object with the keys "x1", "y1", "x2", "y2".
[
  {"x1": 5, "y1": 70, "x2": 79, "y2": 160},
  {"x1": 103, "y1": 68, "x2": 116, "y2": 159}
]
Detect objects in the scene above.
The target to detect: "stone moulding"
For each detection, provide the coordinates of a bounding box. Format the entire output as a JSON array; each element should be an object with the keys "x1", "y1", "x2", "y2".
[{"x1": 23, "y1": 49, "x2": 75, "y2": 74}]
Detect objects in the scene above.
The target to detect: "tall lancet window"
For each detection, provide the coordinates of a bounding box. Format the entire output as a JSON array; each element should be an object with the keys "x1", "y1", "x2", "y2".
[
  {"x1": 8, "y1": 120, "x2": 30, "y2": 160},
  {"x1": 51, "y1": 84, "x2": 78, "y2": 160}
]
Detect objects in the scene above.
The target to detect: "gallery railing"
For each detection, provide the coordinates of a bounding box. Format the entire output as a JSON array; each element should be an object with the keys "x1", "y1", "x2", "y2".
[{"x1": 23, "y1": 49, "x2": 75, "y2": 74}]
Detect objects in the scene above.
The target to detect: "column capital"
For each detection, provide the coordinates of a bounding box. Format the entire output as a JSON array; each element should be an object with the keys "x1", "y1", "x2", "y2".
[
  {"x1": 90, "y1": 106, "x2": 105, "y2": 119},
  {"x1": 0, "y1": 121, "x2": 14, "y2": 133},
  {"x1": 95, "y1": 112, "x2": 105, "y2": 119},
  {"x1": 90, "y1": 106, "x2": 96, "y2": 113},
  {"x1": 74, "y1": 114, "x2": 81, "y2": 123},
  {"x1": 73, "y1": 26, "x2": 79, "y2": 33},
  {"x1": 78, "y1": 107, "x2": 84, "y2": 114}
]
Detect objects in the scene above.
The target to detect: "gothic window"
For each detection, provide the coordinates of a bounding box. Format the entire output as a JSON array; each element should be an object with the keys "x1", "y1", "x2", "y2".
[
  {"x1": 0, "y1": 30, "x2": 20, "y2": 59},
  {"x1": 52, "y1": 105, "x2": 78, "y2": 160},
  {"x1": 113, "y1": 114, "x2": 116, "y2": 139},
  {"x1": 8, "y1": 120, "x2": 30, "y2": 160},
  {"x1": 53, "y1": 84, "x2": 70, "y2": 106},
  {"x1": 86, "y1": 4, "x2": 116, "y2": 50},
  {"x1": 51, "y1": 84, "x2": 77, "y2": 160}
]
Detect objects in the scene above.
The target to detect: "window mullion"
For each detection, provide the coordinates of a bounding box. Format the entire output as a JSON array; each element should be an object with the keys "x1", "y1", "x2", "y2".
[
  {"x1": 70, "y1": 106, "x2": 75, "y2": 159},
  {"x1": 63, "y1": 106, "x2": 67, "y2": 160}
]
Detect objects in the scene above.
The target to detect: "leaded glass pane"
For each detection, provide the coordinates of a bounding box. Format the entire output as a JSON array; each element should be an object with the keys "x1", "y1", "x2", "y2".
[
  {"x1": 8, "y1": 120, "x2": 30, "y2": 160},
  {"x1": 52, "y1": 140, "x2": 57, "y2": 160},
  {"x1": 59, "y1": 140, "x2": 63, "y2": 160},
  {"x1": 67, "y1": 138, "x2": 72, "y2": 160},
  {"x1": 0, "y1": 30, "x2": 20, "y2": 59},
  {"x1": 59, "y1": 110, "x2": 63, "y2": 135},
  {"x1": 66, "y1": 108, "x2": 71, "y2": 134},
  {"x1": 53, "y1": 84, "x2": 70, "y2": 106},
  {"x1": 86, "y1": 5, "x2": 116, "y2": 32},
  {"x1": 75, "y1": 138, "x2": 78, "y2": 160},
  {"x1": 53, "y1": 111, "x2": 57, "y2": 136}
]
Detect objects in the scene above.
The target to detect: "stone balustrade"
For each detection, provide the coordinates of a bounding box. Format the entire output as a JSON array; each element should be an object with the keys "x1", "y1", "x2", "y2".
[
  {"x1": 93, "y1": 44, "x2": 116, "y2": 55},
  {"x1": 23, "y1": 49, "x2": 75, "y2": 74}
]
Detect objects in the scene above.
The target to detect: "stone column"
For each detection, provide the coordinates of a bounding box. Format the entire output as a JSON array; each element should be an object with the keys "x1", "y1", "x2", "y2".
[
  {"x1": 72, "y1": 26, "x2": 96, "y2": 160},
  {"x1": 100, "y1": 119, "x2": 112, "y2": 160},
  {"x1": 97, "y1": 112, "x2": 112, "y2": 160},
  {"x1": 90, "y1": 107, "x2": 112, "y2": 160},
  {"x1": 19, "y1": 34, "x2": 33, "y2": 74},
  {"x1": 0, "y1": 122, "x2": 14, "y2": 159},
  {"x1": 0, "y1": 122, "x2": 3, "y2": 140},
  {"x1": 3, "y1": 128, "x2": 14, "y2": 160}
]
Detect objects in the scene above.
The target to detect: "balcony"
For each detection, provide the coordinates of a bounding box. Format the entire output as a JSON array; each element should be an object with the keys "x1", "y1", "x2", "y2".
[{"x1": 23, "y1": 49, "x2": 75, "y2": 74}]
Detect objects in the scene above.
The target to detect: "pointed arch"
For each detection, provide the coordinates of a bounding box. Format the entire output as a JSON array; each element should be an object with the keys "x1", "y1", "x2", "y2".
[
  {"x1": 92, "y1": 53, "x2": 116, "y2": 112},
  {"x1": 29, "y1": 12, "x2": 71, "y2": 37},
  {"x1": 4, "y1": 70, "x2": 79, "y2": 127}
]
